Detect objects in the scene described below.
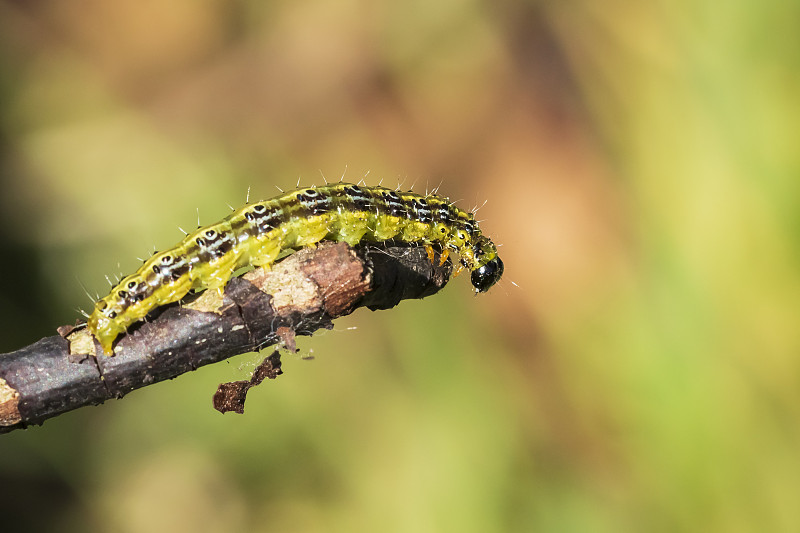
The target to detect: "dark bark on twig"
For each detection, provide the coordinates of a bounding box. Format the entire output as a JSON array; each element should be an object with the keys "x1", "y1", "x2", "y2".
[{"x1": 0, "y1": 242, "x2": 452, "y2": 433}]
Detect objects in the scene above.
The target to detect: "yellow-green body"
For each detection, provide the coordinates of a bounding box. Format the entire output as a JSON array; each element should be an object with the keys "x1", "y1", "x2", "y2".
[{"x1": 88, "y1": 183, "x2": 503, "y2": 354}]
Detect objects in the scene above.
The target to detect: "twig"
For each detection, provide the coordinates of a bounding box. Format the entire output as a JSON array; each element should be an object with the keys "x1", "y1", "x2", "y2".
[{"x1": 0, "y1": 242, "x2": 452, "y2": 433}]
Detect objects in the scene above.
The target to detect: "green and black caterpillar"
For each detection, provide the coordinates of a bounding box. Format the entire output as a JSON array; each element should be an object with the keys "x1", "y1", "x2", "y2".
[{"x1": 88, "y1": 183, "x2": 504, "y2": 355}]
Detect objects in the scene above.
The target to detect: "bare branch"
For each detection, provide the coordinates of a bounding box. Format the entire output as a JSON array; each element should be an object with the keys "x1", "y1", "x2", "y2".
[{"x1": 0, "y1": 242, "x2": 452, "y2": 433}]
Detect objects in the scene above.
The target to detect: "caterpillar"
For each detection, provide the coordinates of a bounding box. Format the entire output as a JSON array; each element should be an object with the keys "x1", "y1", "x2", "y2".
[{"x1": 87, "y1": 183, "x2": 504, "y2": 355}]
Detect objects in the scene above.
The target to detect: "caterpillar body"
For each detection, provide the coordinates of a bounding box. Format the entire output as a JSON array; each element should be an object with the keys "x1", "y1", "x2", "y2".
[{"x1": 88, "y1": 183, "x2": 504, "y2": 355}]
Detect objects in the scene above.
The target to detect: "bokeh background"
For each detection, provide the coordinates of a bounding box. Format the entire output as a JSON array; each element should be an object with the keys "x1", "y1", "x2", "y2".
[{"x1": 1, "y1": 1, "x2": 798, "y2": 532}]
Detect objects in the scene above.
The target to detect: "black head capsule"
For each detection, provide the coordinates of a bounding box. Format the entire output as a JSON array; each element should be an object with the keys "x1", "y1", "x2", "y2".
[{"x1": 471, "y1": 256, "x2": 504, "y2": 293}]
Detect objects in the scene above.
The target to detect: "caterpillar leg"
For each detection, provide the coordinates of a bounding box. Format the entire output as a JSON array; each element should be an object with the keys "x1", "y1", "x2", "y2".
[
  {"x1": 425, "y1": 244, "x2": 436, "y2": 264},
  {"x1": 425, "y1": 245, "x2": 450, "y2": 267}
]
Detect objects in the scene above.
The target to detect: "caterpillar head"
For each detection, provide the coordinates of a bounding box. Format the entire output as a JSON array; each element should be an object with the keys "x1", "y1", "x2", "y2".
[
  {"x1": 471, "y1": 256, "x2": 504, "y2": 292},
  {"x1": 469, "y1": 237, "x2": 504, "y2": 293}
]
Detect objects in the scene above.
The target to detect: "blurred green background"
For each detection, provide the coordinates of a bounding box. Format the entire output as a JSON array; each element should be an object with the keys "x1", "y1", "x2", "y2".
[{"x1": 1, "y1": 1, "x2": 798, "y2": 531}]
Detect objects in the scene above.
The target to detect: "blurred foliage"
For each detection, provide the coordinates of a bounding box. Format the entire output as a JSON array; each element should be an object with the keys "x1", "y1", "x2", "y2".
[{"x1": 0, "y1": 0, "x2": 798, "y2": 532}]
